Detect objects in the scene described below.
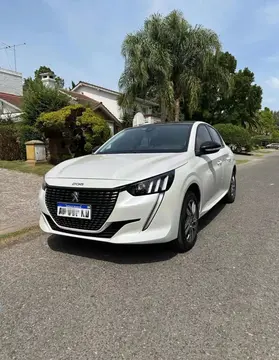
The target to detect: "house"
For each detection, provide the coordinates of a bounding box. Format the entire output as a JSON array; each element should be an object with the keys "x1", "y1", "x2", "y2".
[
  {"x1": 60, "y1": 89, "x2": 122, "y2": 135},
  {"x1": 41, "y1": 74, "x2": 122, "y2": 135},
  {"x1": 71, "y1": 81, "x2": 159, "y2": 121},
  {"x1": 0, "y1": 68, "x2": 23, "y2": 121}
]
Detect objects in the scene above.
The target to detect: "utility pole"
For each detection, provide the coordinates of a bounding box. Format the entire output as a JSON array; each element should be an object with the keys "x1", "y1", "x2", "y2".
[{"x1": 0, "y1": 42, "x2": 26, "y2": 71}]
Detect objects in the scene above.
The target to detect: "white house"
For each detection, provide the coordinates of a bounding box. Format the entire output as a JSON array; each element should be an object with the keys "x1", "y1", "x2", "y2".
[
  {"x1": 72, "y1": 81, "x2": 159, "y2": 121},
  {"x1": 40, "y1": 74, "x2": 122, "y2": 135},
  {"x1": 0, "y1": 68, "x2": 23, "y2": 121}
]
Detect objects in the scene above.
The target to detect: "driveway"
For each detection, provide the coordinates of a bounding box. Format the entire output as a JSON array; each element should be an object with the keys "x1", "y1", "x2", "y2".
[
  {"x1": 0, "y1": 169, "x2": 41, "y2": 234},
  {"x1": 1, "y1": 154, "x2": 279, "y2": 359}
]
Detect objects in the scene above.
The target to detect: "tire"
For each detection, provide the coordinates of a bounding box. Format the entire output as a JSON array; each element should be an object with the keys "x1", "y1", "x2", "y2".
[
  {"x1": 173, "y1": 191, "x2": 199, "y2": 253},
  {"x1": 224, "y1": 171, "x2": 236, "y2": 204}
]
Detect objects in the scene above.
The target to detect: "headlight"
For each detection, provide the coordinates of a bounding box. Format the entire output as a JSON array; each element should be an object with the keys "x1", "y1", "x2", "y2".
[{"x1": 126, "y1": 170, "x2": 175, "y2": 196}]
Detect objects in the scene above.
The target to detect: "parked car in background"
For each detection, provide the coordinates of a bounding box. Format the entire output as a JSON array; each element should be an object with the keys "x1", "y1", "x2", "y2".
[
  {"x1": 266, "y1": 143, "x2": 279, "y2": 149},
  {"x1": 39, "y1": 121, "x2": 236, "y2": 253}
]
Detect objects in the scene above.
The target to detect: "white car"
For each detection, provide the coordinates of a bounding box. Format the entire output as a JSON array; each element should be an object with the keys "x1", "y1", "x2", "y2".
[{"x1": 39, "y1": 121, "x2": 236, "y2": 252}]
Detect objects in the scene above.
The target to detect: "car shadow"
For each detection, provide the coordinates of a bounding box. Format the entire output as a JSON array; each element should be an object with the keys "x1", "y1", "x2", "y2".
[
  {"x1": 47, "y1": 201, "x2": 227, "y2": 264},
  {"x1": 47, "y1": 235, "x2": 176, "y2": 264},
  {"x1": 198, "y1": 201, "x2": 226, "y2": 232}
]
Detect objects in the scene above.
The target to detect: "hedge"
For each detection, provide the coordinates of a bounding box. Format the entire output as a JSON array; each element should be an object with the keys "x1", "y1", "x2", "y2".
[
  {"x1": 0, "y1": 122, "x2": 42, "y2": 160},
  {"x1": 214, "y1": 123, "x2": 253, "y2": 152}
]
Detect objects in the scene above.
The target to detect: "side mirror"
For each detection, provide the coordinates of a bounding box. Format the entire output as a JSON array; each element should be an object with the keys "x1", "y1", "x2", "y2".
[
  {"x1": 200, "y1": 141, "x2": 221, "y2": 155},
  {"x1": 92, "y1": 145, "x2": 100, "y2": 154}
]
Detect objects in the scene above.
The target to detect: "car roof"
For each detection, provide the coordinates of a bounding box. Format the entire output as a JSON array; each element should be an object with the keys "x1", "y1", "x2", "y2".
[{"x1": 128, "y1": 121, "x2": 199, "y2": 129}]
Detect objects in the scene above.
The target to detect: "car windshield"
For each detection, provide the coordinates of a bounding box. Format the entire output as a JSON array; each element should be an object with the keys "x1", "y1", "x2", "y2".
[{"x1": 97, "y1": 123, "x2": 193, "y2": 154}]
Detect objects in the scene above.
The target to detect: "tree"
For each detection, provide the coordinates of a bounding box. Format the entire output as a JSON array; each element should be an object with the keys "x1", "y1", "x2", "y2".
[
  {"x1": 119, "y1": 10, "x2": 226, "y2": 121},
  {"x1": 37, "y1": 104, "x2": 111, "y2": 163},
  {"x1": 22, "y1": 78, "x2": 69, "y2": 126},
  {"x1": 34, "y1": 66, "x2": 64, "y2": 88},
  {"x1": 257, "y1": 107, "x2": 277, "y2": 135},
  {"x1": 190, "y1": 51, "x2": 236, "y2": 123},
  {"x1": 271, "y1": 111, "x2": 279, "y2": 128},
  {"x1": 23, "y1": 66, "x2": 65, "y2": 92},
  {"x1": 219, "y1": 68, "x2": 262, "y2": 129}
]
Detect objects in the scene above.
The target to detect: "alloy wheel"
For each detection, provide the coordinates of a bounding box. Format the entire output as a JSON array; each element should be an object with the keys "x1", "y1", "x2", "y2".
[{"x1": 184, "y1": 199, "x2": 198, "y2": 243}]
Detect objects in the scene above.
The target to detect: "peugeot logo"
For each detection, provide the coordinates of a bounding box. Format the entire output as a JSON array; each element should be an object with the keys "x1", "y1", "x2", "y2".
[{"x1": 72, "y1": 191, "x2": 79, "y2": 202}]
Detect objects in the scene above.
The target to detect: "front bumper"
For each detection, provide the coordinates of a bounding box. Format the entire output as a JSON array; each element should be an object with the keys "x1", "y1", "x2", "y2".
[{"x1": 39, "y1": 186, "x2": 181, "y2": 245}]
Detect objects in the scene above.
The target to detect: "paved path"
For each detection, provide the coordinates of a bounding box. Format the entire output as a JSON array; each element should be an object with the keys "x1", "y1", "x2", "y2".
[
  {"x1": 0, "y1": 169, "x2": 41, "y2": 234},
  {"x1": 1, "y1": 154, "x2": 279, "y2": 359}
]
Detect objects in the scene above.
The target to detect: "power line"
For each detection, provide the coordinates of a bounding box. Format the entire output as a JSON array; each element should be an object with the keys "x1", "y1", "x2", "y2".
[{"x1": 0, "y1": 42, "x2": 26, "y2": 71}]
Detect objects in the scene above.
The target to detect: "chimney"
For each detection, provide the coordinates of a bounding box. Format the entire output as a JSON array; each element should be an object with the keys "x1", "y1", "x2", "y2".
[
  {"x1": 40, "y1": 72, "x2": 56, "y2": 89},
  {"x1": 0, "y1": 68, "x2": 23, "y2": 95}
]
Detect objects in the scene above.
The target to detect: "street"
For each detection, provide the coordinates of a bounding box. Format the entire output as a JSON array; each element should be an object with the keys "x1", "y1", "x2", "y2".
[{"x1": 1, "y1": 154, "x2": 279, "y2": 360}]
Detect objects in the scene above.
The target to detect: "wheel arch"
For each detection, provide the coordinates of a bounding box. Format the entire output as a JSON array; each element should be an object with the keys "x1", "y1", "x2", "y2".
[{"x1": 186, "y1": 183, "x2": 201, "y2": 206}]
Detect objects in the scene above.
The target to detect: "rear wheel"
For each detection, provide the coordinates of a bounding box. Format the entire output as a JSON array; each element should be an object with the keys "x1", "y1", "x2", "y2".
[
  {"x1": 173, "y1": 191, "x2": 199, "y2": 253},
  {"x1": 224, "y1": 171, "x2": 236, "y2": 203}
]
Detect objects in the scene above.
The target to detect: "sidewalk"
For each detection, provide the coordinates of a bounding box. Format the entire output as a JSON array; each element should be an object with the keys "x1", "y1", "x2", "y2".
[
  {"x1": 0, "y1": 168, "x2": 42, "y2": 235},
  {"x1": 235, "y1": 149, "x2": 278, "y2": 164}
]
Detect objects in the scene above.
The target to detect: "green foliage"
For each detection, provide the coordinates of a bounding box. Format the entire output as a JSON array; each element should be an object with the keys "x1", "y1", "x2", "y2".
[
  {"x1": 22, "y1": 79, "x2": 69, "y2": 126},
  {"x1": 119, "y1": 12, "x2": 263, "y2": 128},
  {"x1": 0, "y1": 124, "x2": 21, "y2": 160},
  {"x1": 119, "y1": 10, "x2": 224, "y2": 121},
  {"x1": 36, "y1": 105, "x2": 111, "y2": 162},
  {"x1": 215, "y1": 124, "x2": 253, "y2": 152},
  {"x1": 37, "y1": 104, "x2": 84, "y2": 131},
  {"x1": 0, "y1": 122, "x2": 42, "y2": 160},
  {"x1": 23, "y1": 66, "x2": 65, "y2": 92},
  {"x1": 192, "y1": 62, "x2": 262, "y2": 129},
  {"x1": 271, "y1": 111, "x2": 279, "y2": 127},
  {"x1": 34, "y1": 66, "x2": 64, "y2": 88},
  {"x1": 77, "y1": 108, "x2": 111, "y2": 147},
  {"x1": 190, "y1": 51, "x2": 236, "y2": 123},
  {"x1": 257, "y1": 107, "x2": 277, "y2": 135},
  {"x1": 17, "y1": 124, "x2": 43, "y2": 159}
]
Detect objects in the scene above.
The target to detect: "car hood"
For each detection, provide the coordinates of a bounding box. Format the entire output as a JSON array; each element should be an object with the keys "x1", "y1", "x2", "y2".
[{"x1": 46, "y1": 153, "x2": 190, "y2": 181}]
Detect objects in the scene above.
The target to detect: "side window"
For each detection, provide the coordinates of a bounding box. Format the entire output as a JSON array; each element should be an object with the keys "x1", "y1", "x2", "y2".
[
  {"x1": 207, "y1": 126, "x2": 223, "y2": 147},
  {"x1": 195, "y1": 125, "x2": 212, "y2": 152}
]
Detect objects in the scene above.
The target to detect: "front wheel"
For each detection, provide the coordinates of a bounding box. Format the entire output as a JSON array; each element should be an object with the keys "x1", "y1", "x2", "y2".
[
  {"x1": 173, "y1": 191, "x2": 199, "y2": 253},
  {"x1": 224, "y1": 172, "x2": 236, "y2": 203}
]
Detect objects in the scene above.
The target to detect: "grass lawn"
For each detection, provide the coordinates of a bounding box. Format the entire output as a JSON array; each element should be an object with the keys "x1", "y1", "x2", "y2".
[
  {"x1": 253, "y1": 149, "x2": 273, "y2": 154},
  {"x1": 236, "y1": 159, "x2": 249, "y2": 165},
  {"x1": 0, "y1": 161, "x2": 53, "y2": 176}
]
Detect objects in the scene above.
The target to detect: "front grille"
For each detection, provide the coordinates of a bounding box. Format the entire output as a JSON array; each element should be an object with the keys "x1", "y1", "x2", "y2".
[
  {"x1": 44, "y1": 214, "x2": 139, "y2": 238},
  {"x1": 45, "y1": 186, "x2": 119, "y2": 231}
]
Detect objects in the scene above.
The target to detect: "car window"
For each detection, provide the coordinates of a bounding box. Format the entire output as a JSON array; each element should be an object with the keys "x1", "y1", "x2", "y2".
[
  {"x1": 195, "y1": 125, "x2": 212, "y2": 152},
  {"x1": 207, "y1": 126, "x2": 223, "y2": 147},
  {"x1": 97, "y1": 123, "x2": 193, "y2": 154}
]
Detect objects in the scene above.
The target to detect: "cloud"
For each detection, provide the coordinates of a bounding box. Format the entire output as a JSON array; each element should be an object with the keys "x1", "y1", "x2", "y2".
[{"x1": 266, "y1": 77, "x2": 279, "y2": 89}]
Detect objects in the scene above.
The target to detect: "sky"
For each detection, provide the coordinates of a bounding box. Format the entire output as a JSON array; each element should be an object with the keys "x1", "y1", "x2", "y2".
[{"x1": 1, "y1": 0, "x2": 279, "y2": 109}]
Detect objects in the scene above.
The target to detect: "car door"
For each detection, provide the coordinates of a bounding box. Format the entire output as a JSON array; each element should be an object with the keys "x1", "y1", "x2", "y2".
[
  {"x1": 207, "y1": 125, "x2": 233, "y2": 191},
  {"x1": 195, "y1": 124, "x2": 224, "y2": 207}
]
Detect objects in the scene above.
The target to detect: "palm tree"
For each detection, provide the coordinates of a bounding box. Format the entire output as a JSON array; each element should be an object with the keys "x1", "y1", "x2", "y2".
[{"x1": 119, "y1": 10, "x2": 225, "y2": 122}]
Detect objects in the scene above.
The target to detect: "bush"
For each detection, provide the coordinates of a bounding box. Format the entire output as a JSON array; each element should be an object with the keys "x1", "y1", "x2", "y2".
[
  {"x1": 215, "y1": 123, "x2": 253, "y2": 152},
  {"x1": 0, "y1": 124, "x2": 21, "y2": 160},
  {"x1": 0, "y1": 122, "x2": 42, "y2": 160},
  {"x1": 37, "y1": 105, "x2": 111, "y2": 163},
  {"x1": 17, "y1": 124, "x2": 43, "y2": 159}
]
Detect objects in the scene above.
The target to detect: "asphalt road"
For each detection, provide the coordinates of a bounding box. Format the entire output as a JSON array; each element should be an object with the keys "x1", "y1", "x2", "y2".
[{"x1": 1, "y1": 154, "x2": 279, "y2": 360}]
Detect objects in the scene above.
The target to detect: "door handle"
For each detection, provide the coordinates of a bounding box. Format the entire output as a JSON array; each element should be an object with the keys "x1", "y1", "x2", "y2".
[{"x1": 217, "y1": 160, "x2": 222, "y2": 166}]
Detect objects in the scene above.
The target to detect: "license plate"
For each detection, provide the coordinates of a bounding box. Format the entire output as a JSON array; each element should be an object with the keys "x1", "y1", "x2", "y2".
[{"x1": 57, "y1": 203, "x2": 91, "y2": 219}]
